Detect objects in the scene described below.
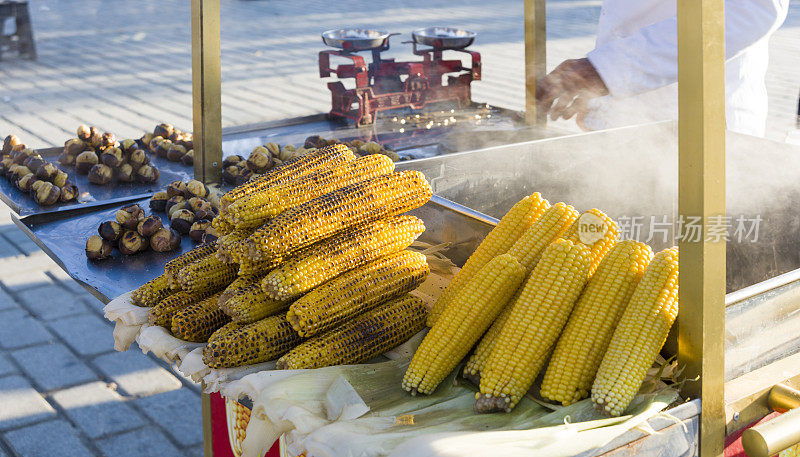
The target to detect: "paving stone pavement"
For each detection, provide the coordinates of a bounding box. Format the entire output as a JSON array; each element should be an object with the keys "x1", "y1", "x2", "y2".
[{"x1": 0, "y1": 1, "x2": 798, "y2": 457}]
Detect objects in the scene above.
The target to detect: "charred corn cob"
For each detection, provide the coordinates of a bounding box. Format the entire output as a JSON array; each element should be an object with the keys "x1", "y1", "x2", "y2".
[
  {"x1": 208, "y1": 321, "x2": 246, "y2": 342},
  {"x1": 216, "y1": 229, "x2": 255, "y2": 263},
  {"x1": 149, "y1": 289, "x2": 212, "y2": 327},
  {"x1": 165, "y1": 242, "x2": 217, "y2": 287},
  {"x1": 506, "y1": 202, "x2": 579, "y2": 271},
  {"x1": 427, "y1": 193, "x2": 550, "y2": 326},
  {"x1": 220, "y1": 276, "x2": 289, "y2": 324},
  {"x1": 227, "y1": 154, "x2": 395, "y2": 230},
  {"x1": 131, "y1": 274, "x2": 172, "y2": 307},
  {"x1": 277, "y1": 294, "x2": 427, "y2": 370},
  {"x1": 403, "y1": 253, "x2": 527, "y2": 395},
  {"x1": 563, "y1": 209, "x2": 620, "y2": 276},
  {"x1": 220, "y1": 145, "x2": 356, "y2": 208},
  {"x1": 591, "y1": 247, "x2": 679, "y2": 417},
  {"x1": 218, "y1": 274, "x2": 266, "y2": 306},
  {"x1": 212, "y1": 216, "x2": 235, "y2": 236},
  {"x1": 261, "y1": 216, "x2": 425, "y2": 301},
  {"x1": 202, "y1": 314, "x2": 303, "y2": 368},
  {"x1": 476, "y1": 239, "x2": 591, "y2": 413},
  {"x1": 178, "y1": 254, "x2": 238, "y2": 295},
  {"x1": 288, "y1": 250, "x2": 430, "y2": 337},
  {"x1": 237, "y1": 257, "x2": 279, "y2": 276},
  {"x1": 171, "y1": 292, "x2": 229, "y2": 342},
  {"x1": 540, "y1": 240, "x2": 653, "y2": 406}
]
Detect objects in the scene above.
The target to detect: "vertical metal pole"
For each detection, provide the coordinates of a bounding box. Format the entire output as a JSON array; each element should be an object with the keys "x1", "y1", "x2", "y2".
[
  {"x1": 677, "y1": 0, "x2": 726, "y2": 455},
  {"x1": 201, "y1": 389, "x2": 213, "y2": 457},
  {"x1": 524, "y1": 0, "x2": 546, "y2": 125},
  {"x1": 192, "y1": 0, "x2": 222, "y2": 185}
]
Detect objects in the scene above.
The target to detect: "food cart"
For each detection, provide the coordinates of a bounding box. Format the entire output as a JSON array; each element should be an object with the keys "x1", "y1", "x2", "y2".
[{"x1": 5, "y1": 0, "x2": 800, "y2": 456}]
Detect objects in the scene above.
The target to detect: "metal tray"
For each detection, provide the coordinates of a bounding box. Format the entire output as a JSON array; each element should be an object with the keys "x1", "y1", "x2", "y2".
[
  {"x1": 12, "y1": 194, "x2": 496, "y2": 304},
  {"x1": 321, "y1": 29, "x2": 391, "y2": 51},
  {"x1": 412, "y1": 27, "x2": 476, "y2": 50},
  {"x1": 0, "y1": 146, "x2": 194, "y2": 216}
]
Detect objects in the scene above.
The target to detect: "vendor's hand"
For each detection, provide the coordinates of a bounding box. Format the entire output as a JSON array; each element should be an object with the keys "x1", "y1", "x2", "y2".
[{"x1": 534, "y1": 58, "x2": 609, "y2": 122}]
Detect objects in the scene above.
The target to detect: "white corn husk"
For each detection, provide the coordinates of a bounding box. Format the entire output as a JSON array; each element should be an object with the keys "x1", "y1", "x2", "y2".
[
  {"x1": 103, "y1": 292, "x2": 149, "y2": 351},
  {"x1": 136, "y1": 325, "x2": 204, "y2": 366}
]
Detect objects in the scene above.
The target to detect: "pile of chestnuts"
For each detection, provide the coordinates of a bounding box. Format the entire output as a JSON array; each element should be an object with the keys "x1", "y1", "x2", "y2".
[
  {"x1": 141, "y1": 123, "x2": 194, "y2": 165},
  {"x1": 1, "y1": 134, "x2": 79, "y2": 206},
  {"x1": 85, "y1": 203, "x2": 181, "y2": 260},
  {"x1": 149, "y1": 179, "x2": 219, "y2": 244}
]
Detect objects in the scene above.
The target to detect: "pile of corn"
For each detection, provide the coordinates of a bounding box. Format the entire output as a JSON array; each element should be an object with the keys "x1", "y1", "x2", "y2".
[
  {"x1": 129, "y1": 144, "x2": 433, "y2": 370},
  {"x1": 402, "y1": 193, "x2": 679, "y2": 418}
]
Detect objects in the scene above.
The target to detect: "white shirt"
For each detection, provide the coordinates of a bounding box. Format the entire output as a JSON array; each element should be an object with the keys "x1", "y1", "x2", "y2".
[{"x1": 584, "y1": 0, "x2": 789, "y2": 136}]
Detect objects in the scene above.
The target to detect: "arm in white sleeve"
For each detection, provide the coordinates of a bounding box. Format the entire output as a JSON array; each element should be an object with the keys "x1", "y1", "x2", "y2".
[{"x1": 587, "y1": 0, "x2": 789, "y2": 98}]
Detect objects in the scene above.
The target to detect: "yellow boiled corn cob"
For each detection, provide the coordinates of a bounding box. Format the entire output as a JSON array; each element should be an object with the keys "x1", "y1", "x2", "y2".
[
  {"x1": 427, "y1": 193, "x2": 550, "y2": 326},
  {"x1": 591, "y1": 247, "x2": 679, "y2": 417},
  {"x1": 462, "y1": 292, "x2": 519, "y2": 385},
  {"x1": 540, "y1": 240, "x2": 653, "y2": 406},
  {"x1": 202, "y1": 314, "x2": 303, "y2": 368},
  {"x1": 131, "y1": 274, "x2": 173, "y2": 307},
  {"x1": 164, "y1": 242, "x2": 217, "y2": 288},
  {"x1": 288, "y1": 250, "x2": 430, "y2": 337},
  {"x1": 171, "y1": 292, "x2": 229, "y2": 342},
  {"x1": 216, "y1": 229, "x2": 255, "y2": 263},
  {"x1": 506, "y1": 202, "x2": 579, "y2": 271},
  {"x1": 149, "y1": 289, "x2": 213, "y2": 327},
  {"x1": 562, "y1": 208, "x2": 620, "y2": 276},
  {"x1": 178, "y1": 254, "x2": 238, "y2": 295},
  {"x1": 261, "y1": 215, "x2": 425, "y2": 301},
  {"x1": 277, "y1": 294, "x2": 427, "y2": 370},
  {"x1": 220, "y1": 144, "x2": 356, "y2": 208},
  {"x1": 208, "y1": 321, "x2": 246, "y2": 342},
  {"x1": 220, "y1": 275, "x2": 289, "y2": 324},
  {"x1": 402, "y1": 253, "x2": 527, "y2": 395},
  {"x1": 227, "y1": 154, "x2": 395, "y2": 230},
  {"x1": 476, "y1": 239, "x2": 591, "y2": 413},
  {"x1": 244, "y1": 171, "x2": 432, "y2": 262}
]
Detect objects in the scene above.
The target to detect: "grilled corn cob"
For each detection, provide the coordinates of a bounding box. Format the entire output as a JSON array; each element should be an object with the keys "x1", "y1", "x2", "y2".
[
  {"x1": 288, "y1": 250, "x2": 429, "y2": 337},
  {"x1": 178, "y1": 254, "x2": 238, "y2": 295},
  {"x1": 506, "y1": 202, "x2": 579, "y2": 271},
  {"x1": 427, "y1": 193, "x2": 550, "y2": 326},
  {"x1": 591, "y1": 247, "x2": 679, "y2": 417},
  {"x1": 218, "y1": 274, "x2": 266, "y2": 306},
  {"x1": 227, "y1": 154, "x2": 395, "y2": 230},
  {"x1": 171, "y1": 292, "x2": 229, "y2": 342},
  {"x1": 237, "y1": 257, "x2": 279, "y2": 276},
  {"x1": 149, "y1": 289, "x2": 212, "y2": 327},
  {"x1": 202, "y1": 314, "x2": 303, "y2": 368},
  {"x1": 563, "y1": 209, "x2": 620, "y2": 276},
  {"x1": 220, "y1": 144, "x2": 356, "y2": 208},
  {"x1": 165, "y1": 242, "x2": 217, "y2": 287},
  {"x1": 212, "y1": 216, "x2": 235, "y2": 236},
  {"x1": 131, "y1": 274, "x2": 172, "y2": 307},
  {"x1": 476, "y1": 239, "x2": 591, "y2": 413},
  {"x1": 541, "y1": 240, "x2": 653, "y2": 406},
  {"x1": 244, "y1": 171, "x2": 432, "y2": 262},
  {"x1": 216, "y1": 229, "x2": 255, "y2": 263},
  {"x1": 220, "y1": 275, "x2": 289, "y2": 324},
  {"x1": 208, "y1": 321, "x2": 246, "y2": 342},
  {"x1": 261, "y1": 215, "x2": 425, "y2": 301},
  {"x1": 277, "y1": 294, "x2": 427, "y2": 370},
  {"x1": 403, "y1": 253, "x2": 526, "y2": 395}
]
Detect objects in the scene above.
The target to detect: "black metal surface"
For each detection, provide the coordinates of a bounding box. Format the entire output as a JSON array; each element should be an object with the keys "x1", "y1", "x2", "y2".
[
  {"x1": 13, "y1": 196, "x2": 202, "y2": 303},
  {"x1": 1, "y1": 147, "x2": 194, "y2": 216}
]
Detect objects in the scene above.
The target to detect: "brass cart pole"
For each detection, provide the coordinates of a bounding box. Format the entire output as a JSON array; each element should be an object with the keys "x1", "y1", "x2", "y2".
[
  {"x1": 523, "y1": 0, "x2": 546, "y2": 125},
  {"x1": 191, "y1": 1, "x2": 222, "y2": 456},
  {"x1": 677, "y1": 0, "x2": 726, "y2": 455}
]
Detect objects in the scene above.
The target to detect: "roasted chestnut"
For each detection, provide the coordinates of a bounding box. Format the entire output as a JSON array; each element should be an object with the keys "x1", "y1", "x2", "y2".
[
  {"x1": 16, "y1": 173, "x2": 34, "y2": 192},
  {"x1": 187, "y1": 196, "x2": 210, "y2": 213},
  {"x1": 100, "y1": 132, "x2": 117, "y2": 149},
  {"x1": 11, "y1": 165, "x2": 32, "y2": 181},
  {"x1": 100, "y1": 147, "x2": 124, "y2": 168},
  {"x1": 383, "y1": 149, "x2": 400, "y2": 161},
  {"x1": 121, "y1": 139, "x2": 138, "y2": 154},
  {"x1": 137, "y1": 215, "x2": 163, "y2": 237},
  {"x1": 166, "y1": 144, "x2": 186, "y2": 162},
  {"x1": 194, "y1": 207, "x2": 214, "y2": 221},
  {"x1": 148, "y1": 136, "x2": 164, "y2": 152},
  {"x1": 185, "y1": 180, "x2": 208, "y2": 199},
  {"x1": 116, "y1": 163, "x2": 134, "y2": 182},
  {"x1": 23, "y1": 156, "x2": 45, "y2": 174},
  {"x1": 88, "y1": 164, "x2": 113, "y2": 185},
  {"x1": 247, "y1": 148, "x2": 273, "y2": 173},
  {"x1": 34, "y1": 162, "x2": 57, "y2": 181},
  {"x1": 59, "y1": 182, "x2": 78, "y2": 202},
  {"x1": 29, "y1": 179, "x2": 46, "y2": 194},
  {"x1": 87, "y1": 127, "x2": 103, "y2": 149},
  {"x1": 119, "y1": 231, "x2": 147, "y2": 255},
  {"x1": 222, "y1": 155, "x2": 244, "y2": 168},
  {"x1": 222, "y1": 165, "x2": 242, "y2": 185},
  {"x1": 86, "y1": 235, "x2": 113, "y2": 260},
  {"x1": 360, "y1": 141, "x2": 382, "y2": 155},
  {"x1": 33, "y1": 181, "x2": 61, "y2": 206},
  {"x1": 170, "y1": 208, "x2": 195, "y2": 234},
  {"x1": 176, "y1": 135, "x2": 193, "y2": 151},
  {"x1": 129, "y1": 149, "x2": 149, "y2": 168},
  {"x1": 2, "y1": 134, "x2": 21, "y2": 156},
  {"x1": 165, "y1": 195, "x2": 186, "y2": 214},
  {"x1": 12, "y1": 148, "x2": 34, "y2": 165},
  {"x1": 202, "y1": 226, "x2": 219, "y2": 244},
  {"x1": 75, "y1": 151, "x2": 99, "y2": 174},
  {"x1": 155, "y1": 139, "x2": 172, "y2": 158},
  {"x1": 278, "y1": 145, "x2": 297, "y2": 162},
  {"x1": 150, "y1": 191, "x2": 169, "y2": 212},
  {"x1": 98, "y1": 220, "x2": 123, "y2": 242},
  {"x1": 52, "y1": 170, "x2": 69, "y2": 188},
  {"x1": 10, "y1": 143, "x2": 26, "y2": 154},
  {"x1": 166, "y1": 181, "x2": 187, "y2": 198},
  {"x1": 77, "y1": 125, "x2": 91, "y2": 141},
  {"x1": 140, "y1": 132, "x2": 154, "y2": 147},
  {"x1": 135, "y1": 164, "x2": 159, "y2": 183},
  {"x1": 264, "y1": 143, "x2": 280, "y2": 157},
  {"x1": 64, "y1": 138, "x2": 86, "y2": 157},
  {"x1": 150, "y1": 228, "x2": 181, "y2": 252},
  {"x1": 58, "y1": 152, "x2": 76, "y2": 166},
  {"x1": 181, "y1": 149, "x2": 194, "y2": 166},
  {"x1": 304, "y1": 135, "x2": 325, "y2": 149},
  {"x1": 167, "y1": 200, "x2": 188, "y2": 219},
  {"x1": 116, "y1": 204, "x2": 145, "y2": 230},
  {"x1": 235, "y1": 168, "x2": 253, "y2": 186},
  {"x1": 189, "y1": 219, "x2": 212, "y2": 242},
  {"x1": 154, "y1": 123, "x2": 174, "y2": 139}
]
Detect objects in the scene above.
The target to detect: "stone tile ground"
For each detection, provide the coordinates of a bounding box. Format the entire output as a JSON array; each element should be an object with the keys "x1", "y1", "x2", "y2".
[{"x1": 0, "y1": 1, "x2": 798, "y2": 456}]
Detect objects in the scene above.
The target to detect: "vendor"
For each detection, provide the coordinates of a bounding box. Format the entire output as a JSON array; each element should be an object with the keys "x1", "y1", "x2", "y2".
[{"x1": 535, "y1": 0, "x2": 789, "y2": 137}]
